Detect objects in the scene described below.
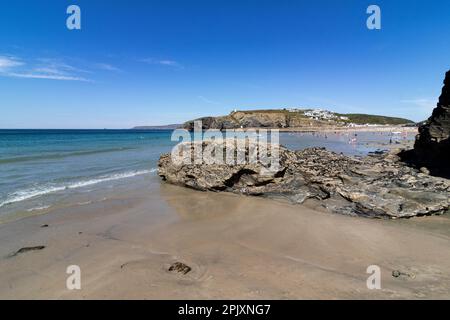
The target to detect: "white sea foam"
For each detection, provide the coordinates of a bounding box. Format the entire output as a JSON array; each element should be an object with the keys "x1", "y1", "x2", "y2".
[
  {"x1": 0, "y1": 169, "x2": 156, "y2": 208},
  {"x1": 26, "y1": 205, "x2": 51, "y2": 212},
  {"x1": 76, "y1": 201, "x2": 93, "y2": 206}
]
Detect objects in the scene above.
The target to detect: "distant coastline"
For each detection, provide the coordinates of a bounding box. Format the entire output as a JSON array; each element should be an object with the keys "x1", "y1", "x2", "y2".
[{"x1": 132, "y1": 109, "x2": 417, "y2": 133}]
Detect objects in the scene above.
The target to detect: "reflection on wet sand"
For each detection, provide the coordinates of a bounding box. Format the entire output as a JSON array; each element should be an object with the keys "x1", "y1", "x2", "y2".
[{"x1": 0, "y1": 176, "x2": 449, "y2": 299}]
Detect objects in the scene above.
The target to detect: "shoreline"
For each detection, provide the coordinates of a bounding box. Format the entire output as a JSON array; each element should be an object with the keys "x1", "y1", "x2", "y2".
[
  {"x1": 0, "y1": 176, "x2": 449, "y2": 299},
  {"x1": 1, "y1": 129, "x2": 448, "y2": 299},
  {"x1": 230, "y1": 125, "x2": 418, "y2": 133},
  {"x1": 0, "y1": 130, "x2": 417, "y2": 225}
]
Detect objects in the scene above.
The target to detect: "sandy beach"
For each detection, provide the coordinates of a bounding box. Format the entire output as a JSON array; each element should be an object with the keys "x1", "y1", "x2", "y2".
[
  {"x1": 250, "y1": 126, "x2": 418, "y2": 133},
  {"x1": 1, "y1": 175, "x2": 449, "y2": 299},
  {"x1": 2, "y1": 0, "x2": 450, "y2": 306}
]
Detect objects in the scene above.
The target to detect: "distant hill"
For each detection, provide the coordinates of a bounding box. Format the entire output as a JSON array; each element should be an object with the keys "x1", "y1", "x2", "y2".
[
  {"x1": 334, "y1": 113, "x2": 415, "y2": 125},
  {"x1": 182, "y1": 109, "x2": 414, "y2": 130},
  {"x1": 132, "y1": 124, "x2": 181, "y2": 130}
]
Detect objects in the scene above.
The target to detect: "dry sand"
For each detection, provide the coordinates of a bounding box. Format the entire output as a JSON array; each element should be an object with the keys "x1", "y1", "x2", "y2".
[{"x1": 0, "y1": 176, "x2": 449, "y2": 299}]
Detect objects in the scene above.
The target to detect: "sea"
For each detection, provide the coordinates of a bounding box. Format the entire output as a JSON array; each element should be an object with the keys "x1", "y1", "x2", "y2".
[{"x1": 0, "y1": 129, "x2": 414, "y2": 222}]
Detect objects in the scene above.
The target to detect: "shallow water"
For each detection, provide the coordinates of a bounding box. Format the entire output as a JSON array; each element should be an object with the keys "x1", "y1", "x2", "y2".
[
  {"x1": 0, "y1": 129, "x2": 174, "y2": 220},
  {"x1": 0, "y1": 129, "x2": 414, "y2": 222},
  {"x1": 280, "y1": 130, "x2": 413, "y2": 155}
]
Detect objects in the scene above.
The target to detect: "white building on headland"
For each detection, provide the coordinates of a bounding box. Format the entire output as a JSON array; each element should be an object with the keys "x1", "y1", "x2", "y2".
[{"x1": 303, "y1": 109, "x2": 338, "y2": 121}]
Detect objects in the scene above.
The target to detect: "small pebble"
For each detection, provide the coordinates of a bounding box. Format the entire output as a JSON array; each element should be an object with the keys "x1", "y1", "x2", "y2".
[
  {"x1": 169, "y1": 262, "x2": 192, "y2": 275},
  {"x1": 392, "y1": 270, "x2": 401, "y2": 278}
]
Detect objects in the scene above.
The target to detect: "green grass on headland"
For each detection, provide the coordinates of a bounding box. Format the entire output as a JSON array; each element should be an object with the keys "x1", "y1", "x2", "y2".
[{"x1": 335, "y1": 113, "x2": 414, "y2": 125}]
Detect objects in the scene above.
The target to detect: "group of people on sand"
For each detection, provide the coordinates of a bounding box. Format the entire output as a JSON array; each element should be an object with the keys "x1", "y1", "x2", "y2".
[{"x1": 287, "y1": 130, "x2": 413, "y2": 145}]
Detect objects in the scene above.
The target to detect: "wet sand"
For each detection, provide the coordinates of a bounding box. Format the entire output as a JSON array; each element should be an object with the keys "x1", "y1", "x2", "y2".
[
  {"x1": 248, "y1": 126, "x2": 418, "y2": 133},
  {"x1": 0, "y1": 176, "x2": 449, "y2": 299}
]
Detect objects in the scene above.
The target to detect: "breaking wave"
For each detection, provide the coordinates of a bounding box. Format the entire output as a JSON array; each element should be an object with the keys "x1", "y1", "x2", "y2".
[{"x1": 0, "y1": 169, "x2": 156, "y2": 208}]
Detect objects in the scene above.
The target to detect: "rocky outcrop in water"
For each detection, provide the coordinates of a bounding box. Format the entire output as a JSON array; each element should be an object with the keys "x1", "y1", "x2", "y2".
[
  {"x1": 183, "y1": 112, "x2": 293, "y2": 130},
  {"x1": 183, "y1": 116, "x2": 239, "y2": 131},
  {"x1": 413, "y1": 71, "x2": 450, "y2": 176},
  {"x1": 158, "y1": 141, "x2": 449, "y2": 219},
  {"x1": 183, "y1": 110, "x2": 413, "y2": 131}
]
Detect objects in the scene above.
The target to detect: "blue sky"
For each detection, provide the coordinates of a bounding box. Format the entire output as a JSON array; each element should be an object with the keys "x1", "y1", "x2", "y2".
[{"x1": 1, "y1": 0, "x2": 449, "y2": 128}]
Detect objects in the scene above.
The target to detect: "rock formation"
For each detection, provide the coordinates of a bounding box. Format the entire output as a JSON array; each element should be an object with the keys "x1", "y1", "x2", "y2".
[
  {"x1": 400, "y1": 70, "x2": 450, "y2": 177},
  {"x1": 183, "y1": 116, "x2": 238, "y2": 131},
  {"x1": 183, "y1": 112, "x2": 293, "y2": 130},
  {"x1": 183, "y1": 110, "x2": 413, "y2": 131},
  {"x1": 158, "y1": 140, "x2": 449, "y2": 219},
  {"x1": 412, "y1": 70, "x2": 450, "y2": 177}
]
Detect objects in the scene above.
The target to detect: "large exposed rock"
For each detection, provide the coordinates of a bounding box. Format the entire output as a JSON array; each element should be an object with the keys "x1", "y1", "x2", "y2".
[
  {"x1": 158, "y1": 140, "x2": 449, "y2": 219},
  {"x1": 409, "y1": 70, "x2": 450, "y2": 177}
]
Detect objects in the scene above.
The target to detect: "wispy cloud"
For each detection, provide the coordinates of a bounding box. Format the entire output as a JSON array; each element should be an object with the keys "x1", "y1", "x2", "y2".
[
  {"x1": 0, "y1": 56, "x2": 24, "y2": 70},
  {"x1": 140, "y1": 57, "x2": 183, "y2": 69},
  {"x1": 7, "y1": 72, "x2": 90, "y2": 82},
  {"x1": 94, "y1": 63, "x2": 122, "y2": 72},
  {"x1": 32, "y1": 67, "x2": 66, "y2": 75},
  {"x1": 36, "y1": 58, "x2": 88, "y2": 71},
  {"x1": 158, "y1": 60, "x2": 180, "y2": 67},
  {"x1": 400, "y1": 98, "x2": 436, "y2": 111},
  {"x1": 0, "y1": 55, "x2": 91, "y2": 82},
  {"x1": 198, "y1": 95, "x2": 220, "y2": 105}
]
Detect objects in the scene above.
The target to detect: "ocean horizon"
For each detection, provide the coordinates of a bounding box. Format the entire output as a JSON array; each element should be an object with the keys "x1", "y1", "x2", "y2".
[{"x1": 1, "y1": 0, "x2": 450, "y2": 302}]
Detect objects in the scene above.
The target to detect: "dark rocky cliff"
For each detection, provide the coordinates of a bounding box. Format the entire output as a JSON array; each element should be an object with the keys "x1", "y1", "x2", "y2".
[{"x1": 406, "y1": 70, "x2": 450, "y2": 177}]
